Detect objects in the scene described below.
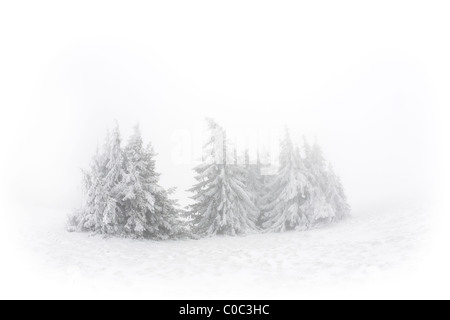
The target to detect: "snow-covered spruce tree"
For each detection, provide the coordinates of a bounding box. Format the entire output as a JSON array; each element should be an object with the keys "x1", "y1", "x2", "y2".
[
  {"x1": 121, "y1": 125, "x2": 181, "y2": 239},
  {"x1": 101, "y1": 124, "x2": 126, "y2": 234},
  {"x1": 188, "y1": 119, "x2": 258, "y2": 236},
  {"x1": 326, "y1": 164, "x2": 351, "y2": 220},
  {"x1": 121, "y1": 125, "x2": 158, "y2": 237},
  {"x1": 262, "y1": 129, "x2": 312, "y2": 232},
  {"x1": 74, "y1": 147, "x2": 107, "y2": 232},
  {"x1": 303, "y1": 139, "x2": 350, "y2": 224},
  {"x1": 75, "y1": 124, "x2": 125, "y2": 235},
  {"x1": 302, "y1": 140, "x2": 335, "y2": 224},
  {"x1": 152, "y1": 187, "x2": 184, "y2": 240}
]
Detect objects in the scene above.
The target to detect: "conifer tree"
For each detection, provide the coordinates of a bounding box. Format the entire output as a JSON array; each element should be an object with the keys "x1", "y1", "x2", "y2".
[
  {"x1": 303, "y1": 141, "x2": 333, "y2": 224},
  {"x1": 326, "y1": 164, "x2": 351, "y2": 220},
  {"x1": 75, "y1": 124, "x2": 125, "y2": 235},
  {"x1": 121, "y1": 125, "x2": 158, "y2": 237},
  {"x1": 189, "y1": 119, "x2": 257, "y2": 236},
  {"x1": 121, "y1": 125, "x2": 181, "y2": 239},
  {"x1": 303, "y1": 139, "x2": 350, "y2": 224},
  {"x1": 101, "y1": 124, "x2": 125, "y2": 234},
  {"x1": 262, "y1": 129, "x2": 311, "y2": 232},
  {"x1": 151, "y1": 187, "x2": 183, "y2": 239},
  {"x1": 76, "y1": 148, "x2": 107, "y2": 232}
]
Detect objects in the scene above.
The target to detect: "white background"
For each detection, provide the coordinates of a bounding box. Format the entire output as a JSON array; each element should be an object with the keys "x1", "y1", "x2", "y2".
[{"x1": 0, "y1": 1, "x2": 449, "y2": 299}]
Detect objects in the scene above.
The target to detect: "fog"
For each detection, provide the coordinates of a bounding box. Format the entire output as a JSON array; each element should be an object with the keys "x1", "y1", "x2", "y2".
[
  {"x1": 2, "y1": 0, "x2": 450, "y2": 300},
  {"x1": 0, "y1": 1, "x2": 439, "y2": 214}
]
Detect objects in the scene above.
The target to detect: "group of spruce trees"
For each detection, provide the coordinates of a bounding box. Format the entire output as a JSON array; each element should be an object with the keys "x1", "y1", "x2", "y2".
[
  {"x1": 69, "y1": 124, "x2": 181, "y2": 239},
  {"x1": 70, "y1": 119, "x2": 350, "y2": 239}
]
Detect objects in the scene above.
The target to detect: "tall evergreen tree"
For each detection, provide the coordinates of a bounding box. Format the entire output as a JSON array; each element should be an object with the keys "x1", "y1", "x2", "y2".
[
  {"x1": 303, "y1": 140, "x2": 334, "y2": 224},
  {"x1": 75, "y1": 124, "x2": 125, "y2": 235},
  {"x1": 121, "y1": 125, "x2": 158, "y2": 237},
  {"x1": 151, "y1": 187, "x2": 183, "y2": 240},
  {"x1": 76, "y1": 147, "x2": 107, "y2": 232},
  {"x1": 262, "y1": 129, "x2": 311, "y2": 232},
  {"x1": 189, "y1": 119, "x2": 258, "y2": 236},
  {"x1": 101, "y1": 124, "x2": 125, "y2": 234},
  {"x1": 121, "y1": 125, "x2": 181, "y2": 239},
  {"x1": 326, "y1": 164, "x2": 351, "y2": 221},
  {"x1": 303, "y1": 139, "x2": 350, "y2": 224}
]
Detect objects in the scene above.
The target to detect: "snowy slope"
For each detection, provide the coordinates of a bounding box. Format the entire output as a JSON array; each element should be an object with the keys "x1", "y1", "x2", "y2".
[{"x1": 6, "y1": 204, "x2": 430, "y2": 299}]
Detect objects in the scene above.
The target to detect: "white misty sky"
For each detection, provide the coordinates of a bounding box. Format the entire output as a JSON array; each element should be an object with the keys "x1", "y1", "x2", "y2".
[{"x1": 0, "y1": 1, "x2": 444, "y2": 212}]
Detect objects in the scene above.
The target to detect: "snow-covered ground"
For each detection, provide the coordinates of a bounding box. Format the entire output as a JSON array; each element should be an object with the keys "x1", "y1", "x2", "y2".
[{"x1": 3, "y1": 204, "x2": 431, "y2": 299}]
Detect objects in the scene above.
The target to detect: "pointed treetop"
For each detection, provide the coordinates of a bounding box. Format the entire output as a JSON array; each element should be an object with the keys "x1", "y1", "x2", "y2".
[
  {"x1": 110, "y1": 121, "x2": 121, "y2": 146},
  {"x1": 133, "y1": 123, "x2": 141, "y2": 134},
  {"x1": 205, "y1": 117, "x2": 223, "y2": 131},
  {"x1": 311, "y1": 139, "x2": 325, "y2": 164}
]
